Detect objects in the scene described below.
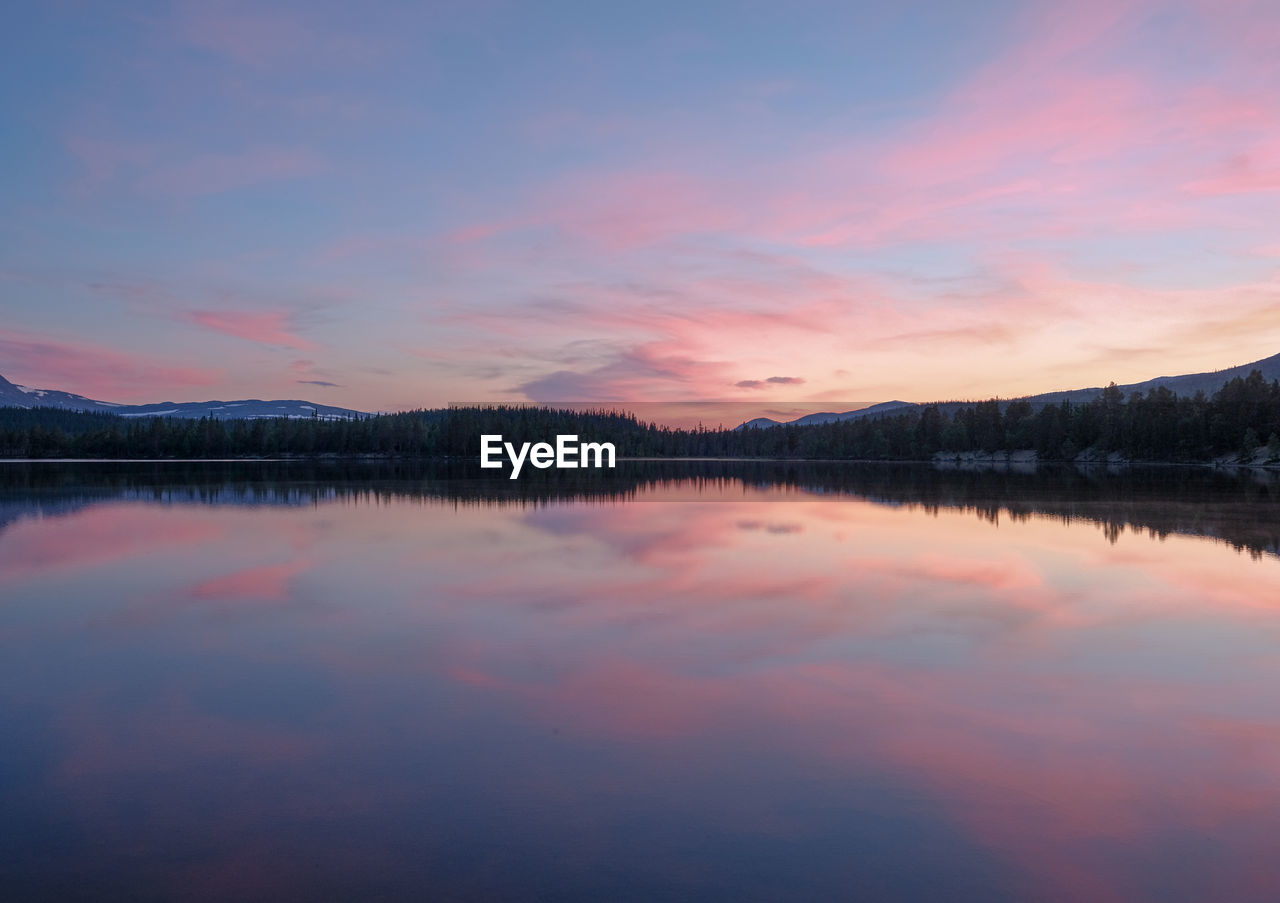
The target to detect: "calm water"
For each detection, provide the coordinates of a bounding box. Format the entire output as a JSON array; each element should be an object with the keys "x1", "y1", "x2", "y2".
[{"x1": 3, "y1": 461, "x2": 1280, "y2": 902}]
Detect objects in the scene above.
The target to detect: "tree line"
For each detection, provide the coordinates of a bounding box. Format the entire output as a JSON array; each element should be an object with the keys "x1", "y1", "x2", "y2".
[
  {"x1": 3, "y1": 370, "x2": 1280, "y2": 462},
  {"x1": 7, "y1": 459, "x2": 1280, "y2": 557}
]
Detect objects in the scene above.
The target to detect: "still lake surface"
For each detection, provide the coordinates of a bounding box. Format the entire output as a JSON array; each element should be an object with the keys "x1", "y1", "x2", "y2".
[{"x1": 2, "y1": 461, "x2": 1280, "y2": 902}]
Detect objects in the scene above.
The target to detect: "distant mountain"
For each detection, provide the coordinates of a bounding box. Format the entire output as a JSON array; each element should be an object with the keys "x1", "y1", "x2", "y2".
[
  {"x1": 0, "y1": 372, "x2": 365, "y2": 420},
  {"x1": 737, "y1": 401, "x2": 917, "y2": 430},
  {"x1": 733, "y1": 353, "x2": 1280, "y2": 430},
  {"x1": 1023, "y1": 352, "x2": 1280, "y2": 405},
  {"x1": 8, "y1": 350, "x2": 1279, "y2": 428}
]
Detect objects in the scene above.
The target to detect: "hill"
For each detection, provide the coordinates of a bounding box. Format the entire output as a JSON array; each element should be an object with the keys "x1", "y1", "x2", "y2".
[
  {"x1": 734, "y1": 352, "x2": 1280, "y2": 428},
  {"x1": 0, "y1": 372, "x2": 364, "y2": 420},
  {"x1": 1023, "y1": 352, "x2": 1280, "y2": 405}
]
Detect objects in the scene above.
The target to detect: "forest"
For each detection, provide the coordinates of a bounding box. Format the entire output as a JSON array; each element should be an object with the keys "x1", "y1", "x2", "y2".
[{"x1": 3, "y1": 370, "x2": 1280, "y2": 463}]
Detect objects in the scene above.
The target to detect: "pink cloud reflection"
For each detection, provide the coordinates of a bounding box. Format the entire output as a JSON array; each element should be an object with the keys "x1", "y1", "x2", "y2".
[
  {"x1": 6, "y1": 489, "x2": 1280, "y2": 900},
  {"x1": 189, "y1": 559, "x2": 311, "y2": 602}
]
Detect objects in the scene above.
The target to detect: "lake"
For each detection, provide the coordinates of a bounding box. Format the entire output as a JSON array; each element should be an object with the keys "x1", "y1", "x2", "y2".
[{"x1": 2, "y1": 461, "x2": 1280, "y2": 902}]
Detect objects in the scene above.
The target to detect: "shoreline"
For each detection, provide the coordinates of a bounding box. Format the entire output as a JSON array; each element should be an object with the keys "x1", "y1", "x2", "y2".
[{"x1": 3, "y1": 454, "x2": 1280, "y2": 471}]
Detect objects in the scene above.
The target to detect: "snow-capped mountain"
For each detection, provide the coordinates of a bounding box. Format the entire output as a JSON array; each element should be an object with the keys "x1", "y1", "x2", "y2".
[
  {"x1": 736, "y1": 401, "x2": 917, "y2": 430},
  {"x1": 0, "y1": 372, "x2": 365, "y2": 420}
]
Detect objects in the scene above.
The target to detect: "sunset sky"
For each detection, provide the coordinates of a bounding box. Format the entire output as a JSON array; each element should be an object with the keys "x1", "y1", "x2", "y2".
[{"x1": 3, "y1": 0, "x2": 1279, "y2": 411}]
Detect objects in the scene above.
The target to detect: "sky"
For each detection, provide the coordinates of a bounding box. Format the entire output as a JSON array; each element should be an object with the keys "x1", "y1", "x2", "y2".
[{"x1": 2, "y1": 0, "x2": 1279, "y2": 412}]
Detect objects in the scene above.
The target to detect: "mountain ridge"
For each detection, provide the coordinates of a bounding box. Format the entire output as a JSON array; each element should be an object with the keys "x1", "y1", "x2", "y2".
[
  {"x1": 1020, "y1": 352, "x2": 1280, "y2": 404},
  {"x1": 734, "y1": 351, "x2": 1280, "y2": 429},
  {"x1": 5, "y1": 350, "x2": 1279, "y2": 427},
  {"x1": 0, "y1": 372, "x2": 365, "y2": 421}
]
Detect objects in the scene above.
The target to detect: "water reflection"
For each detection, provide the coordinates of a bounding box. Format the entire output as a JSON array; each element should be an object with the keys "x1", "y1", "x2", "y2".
[
  {"x1": 1, "y1": 462, "x2": 1279, "y2": 901},
  {"x1": 5, "y1": 460, "x2": 1280, "y2": 557}
]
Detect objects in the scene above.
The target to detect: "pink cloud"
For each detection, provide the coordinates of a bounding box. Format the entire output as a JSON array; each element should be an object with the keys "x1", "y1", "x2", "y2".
[
  {"x1": 427, "y1": 222, "x2": 1280, "y2": 404},
  {"x1": 222, "y1": 1, "x2": 1277, "y2": 410},
  {"x1": 188, "y1": 310, "x2": 317, "y2": 351},
  {"x1": 0, "y1": 329, "x2": 222, "y2": 402},
  {"x1": 439, "y1": 0, "x2": 1278, "y2": 259},
  {"x1": 541, "y1": 170, "x2": 741, "y2": 249},
  {"x1": 42, "y1": 0, "x2": 1276, "y2": 412},
  {"x1": 450, "y1": 252, "x2": 1269, "y2": 399},
  {"x1": 1183, "y1": 141, "x2": 1280, "y2": 196},
  {"x1": 438, "y1": 170, "x2": 743, "y2": 253}
]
